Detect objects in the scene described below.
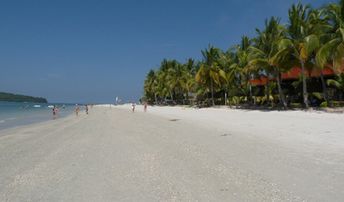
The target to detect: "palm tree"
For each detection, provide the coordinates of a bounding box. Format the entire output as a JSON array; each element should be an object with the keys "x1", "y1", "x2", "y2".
[
  {"x1": 249, "y1": 17, "x2": 288, "y2": 108},
  {"x1": 166, "y1": 60, "x2": 184, "y2": 102},
  {"x1": 304, "y1": 8, "x2": 332, "y2": 104},
  {"x1": 183, "y1": 59, "x2": 197, "y2": 104},
  {"x1": 275, "y1": 3, "x2": 320, "y2": 108},
  {"x1": 231, "y1": 36, "x2": 253, "y2": 104},
  {"x1": 218, "y1": 49, "x2": 236, "y2": 105},
  {"x1": 155, "y1": 59, "x2": 171, "y2": 102},
  {"x1": 143, "y1": 1, "x2": 344, "y2": 109},
  {"x1": 185, "y1": 58, "x2": 197, "y2": 75},
  {"x1": 195, "y1": 46, "x2": 226, "y2": 106},
  {"x1": 316, "y1": 0, "x2": 344, "y2": 103},
  {"x1": 143, "y1": 70, "x2": 158, "y2": 104}
]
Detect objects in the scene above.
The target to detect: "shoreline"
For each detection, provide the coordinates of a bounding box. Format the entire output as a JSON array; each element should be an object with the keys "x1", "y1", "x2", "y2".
[
  {"x1": 0, "y1": 102, "x2": 76, "y2": 131},
  {"x1": 2, "y1": 103, "x2": 343, "y2": 133},
  {"x1": 0, "y1": 112, "x2": 75, "y2": 132},
  {"x1": 0, "y1": 113, "x2": 76, "y2": 136}
]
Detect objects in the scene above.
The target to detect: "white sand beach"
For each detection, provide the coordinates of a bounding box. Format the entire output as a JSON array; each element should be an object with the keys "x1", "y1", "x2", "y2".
[{"x1": 0, "y1": 105, "x2": 343, "y2": 201}]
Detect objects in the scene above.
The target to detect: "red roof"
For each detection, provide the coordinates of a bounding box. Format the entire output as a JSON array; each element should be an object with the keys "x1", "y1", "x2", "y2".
[
  {"x1": 250, "y1": 66, "x2": 344, "y2": 86},
  {"x1": 250, "y1": 77, "x2": 268, "y2": 86},
  {"x1": 281, "y1": 67, "x2": 336, "y2": 80}
]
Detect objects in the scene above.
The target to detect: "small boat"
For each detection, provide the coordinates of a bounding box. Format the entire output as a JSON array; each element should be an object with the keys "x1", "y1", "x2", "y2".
[
  {"x1": 33, "y1": 105, "x2": 41, "y2": 108},
  {"x1": 47, "y1": 105, "x2": 54, "y2": 108}
]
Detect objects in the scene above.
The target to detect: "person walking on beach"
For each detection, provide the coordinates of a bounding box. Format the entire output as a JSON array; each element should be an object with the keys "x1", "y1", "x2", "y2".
[
  {"x1": 75, "y1": 104, "x2": 80, "y2": 116},
  {"x1": 85, "y1": 104, "x2": 89, "y2": 115},
  {"x1": 52, "y1": 105, "x2": 58, "y2": 119},
  {"x1": 131, "y1": 103, "x2": 136, "y2": 113},
  {"x1": 144, "y1": 102, "x2": 148, "y2": 112}
]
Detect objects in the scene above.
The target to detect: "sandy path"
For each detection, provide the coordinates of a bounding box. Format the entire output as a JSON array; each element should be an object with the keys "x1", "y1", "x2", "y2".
[{"x1": 0, "y1": 106, "x2": 343, "y2": 201}]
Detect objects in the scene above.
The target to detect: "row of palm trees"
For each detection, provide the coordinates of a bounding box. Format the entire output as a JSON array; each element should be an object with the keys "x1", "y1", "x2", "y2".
[{"x1": 144, "y1": 1, "x2": 344, "y2": 108}]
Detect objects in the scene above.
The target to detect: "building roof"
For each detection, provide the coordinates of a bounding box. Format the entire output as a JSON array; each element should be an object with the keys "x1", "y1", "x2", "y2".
[{"x1": 249, "y1": 66, "x2": 344, "y2": 86}]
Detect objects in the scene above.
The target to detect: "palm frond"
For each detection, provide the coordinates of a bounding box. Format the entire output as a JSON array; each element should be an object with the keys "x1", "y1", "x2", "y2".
[
  {"x1": 327, "y1": 79, "x2": 341, "y2": 88},
  {"x1": 304, "y1": 34, "x2": 320, "y2": 56}
]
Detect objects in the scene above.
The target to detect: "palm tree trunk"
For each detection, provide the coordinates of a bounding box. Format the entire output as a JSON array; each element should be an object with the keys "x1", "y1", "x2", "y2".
[
  {"x1": 276, "y1": 72, "x2": 287, "y2": 109},
  {"x1": 227, "y1": 88, "x2": 232, "y2": 108},
  {"x1": 300, "y1": 60, "x2": 309, "y2": 108},
  {"x1": 224, "y1": 92, "x2": 227, "y2": 106},
  {"x1": 265, "y1": 78, "x2": 270, "y2": 106},
  {"x1": 249, "y1": 83, "x2": 253, "y2": 105},
  {"x1": 210, "y1": 79, "x2": 215, "y2": 106},
  {"x1": 246, "y1": 75, "x2": 252, "y2": 105},
  {"x1": 320, "y1": 72, "x2": 329, "y2": 103}
]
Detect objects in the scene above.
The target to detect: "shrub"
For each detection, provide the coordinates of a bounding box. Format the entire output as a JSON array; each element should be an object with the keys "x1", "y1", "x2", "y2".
[{"x1": 320, "y1": 101, "x2": 328, "y2": 108}]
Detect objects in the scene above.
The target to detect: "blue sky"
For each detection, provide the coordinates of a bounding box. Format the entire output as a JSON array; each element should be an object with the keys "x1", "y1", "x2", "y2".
[{"x1": 0, "y1": 0, "x2": 332, "y2": 103}]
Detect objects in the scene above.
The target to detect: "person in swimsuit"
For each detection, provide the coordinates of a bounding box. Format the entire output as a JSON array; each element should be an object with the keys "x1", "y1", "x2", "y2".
[
  {"x1": 85, "y1": 104, "x2": 89, "y2": 115},
  {"x1": 144, "y1": 102, "x2": 147, "y2": 112},
  {"x1": 75, "y1": 104, "x2": 80, "y2": 116},
  {"x1": 131, "y1": 103, "x2": 136, "y2": 112},
  {"x1": 52, "y1": 105, "x2": 57, "y2": 119}
]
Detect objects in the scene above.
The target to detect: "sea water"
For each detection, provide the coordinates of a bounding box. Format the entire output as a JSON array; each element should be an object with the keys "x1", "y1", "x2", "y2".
[{"x1": 0, "y1": 101, "x2": 75, "y2": 131}]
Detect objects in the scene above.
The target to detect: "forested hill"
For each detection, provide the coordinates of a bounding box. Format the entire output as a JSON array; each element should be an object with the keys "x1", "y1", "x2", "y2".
[{"x1": 0, "y1": 92, "x2": 48, "y2": 103}]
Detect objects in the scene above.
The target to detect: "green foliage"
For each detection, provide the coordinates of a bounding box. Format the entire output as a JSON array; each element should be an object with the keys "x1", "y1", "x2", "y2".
[
  {"x1": 143, "y1": 1, "x2": 344, "y2": 108},
  {"x1": 143, "y1": 58, "x2": 197, "y2": 104},
  {"x1": 290, "y1": 103, "x2": 302, "y2": 108},
  {"x1": 311, "y1": 92, "x2": 324, "y2": 100},
  {"x1": 331, "y1": 101, "x2": 344, "y2": 107},
  {"x1": 0, "y1": 92, "x2": 47, "y2": 103},
  {"x1": 320, "y1": 101, "x2": 328, "y2": 108},
  {"x1": 229, "y1": 96, "x2": 245, "y2": 106},
  {"x1": 327, "y1": 73, "x2": 344, "y2": 90}
]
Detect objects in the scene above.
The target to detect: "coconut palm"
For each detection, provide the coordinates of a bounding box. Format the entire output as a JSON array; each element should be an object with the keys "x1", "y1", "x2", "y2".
[
  {"x1": 304, "y1": 8, "x2": 332, "y2": 104},
  {"x1": 182, "y1": 59, "x2": 197, "y2": 104},
  {"x1": 231, "y1": 36, "x2": 253, "y2": 103},
  {"x1": 143, "y1": 70, "x2": 158, "y2": 104},
  {"x1": 165, "y1": 60, "x2": 184, "y2": 101},
  {"x1": 195, "y1": 46, "x2": 226, "y2": 106},
  {"x1": 154, "y1": 59, "x2": 172, "y2": 102},
  {"x1": 185, "y1": 58, "x2": 197, "y2": 75},
  {"x1": 281, "y1": 6, "x2": 331, "y2": 106},
  {"x1": 316, "y1": 1, "x2": 344, "y2": 103},
  {"x1": 274, "y1": 3, "x2": 320, "y2": 108},
  {"x1": 217, "y1": 49, "x2": 237, "y2": 105},
  {"x1": 143, "y1": 1, "x2": 344, "y2": 108},
  {"x1": 249, "y1": 17, "x2": 288, "y2": 108}
]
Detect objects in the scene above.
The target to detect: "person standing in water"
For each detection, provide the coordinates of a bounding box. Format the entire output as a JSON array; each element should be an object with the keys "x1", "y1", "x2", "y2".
[
  {"x1": 75, "y1": 104, "x2": 80, "y2": 116},
  {"x1": 52, "y1": 105, "x2": 57, "y2": 119},
  {"x1": 85, "y1": 104, "x2": 89, "y2": 115}
]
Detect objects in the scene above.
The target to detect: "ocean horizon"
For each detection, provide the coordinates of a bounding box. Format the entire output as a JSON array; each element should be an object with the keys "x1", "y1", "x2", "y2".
[{"x1": 0, "y1": 101, "x2": 77, "y2": 131}]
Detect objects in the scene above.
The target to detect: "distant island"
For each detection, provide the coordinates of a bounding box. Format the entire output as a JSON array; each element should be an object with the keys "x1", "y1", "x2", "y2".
[{"x1": 0, "y1": 92, "x2": 48, "y2": 103}]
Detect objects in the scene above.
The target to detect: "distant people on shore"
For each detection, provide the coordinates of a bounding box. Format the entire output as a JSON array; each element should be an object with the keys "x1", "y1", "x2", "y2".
[
  {"x1": 144, "y1": 102, "x2": 148, "y2": 112},
  {"x1": 52, "y1": 105, "x2": 58, "y2": 119},
  {"x1": 85, "y1": 104, "x2": 89, "y2": 115},
  {"x1": 131, "y1": 103, "x2": 136, "y2": 112},
  {"x1": 75, "y1": 104, "x2": 80, "y2": 116}
]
